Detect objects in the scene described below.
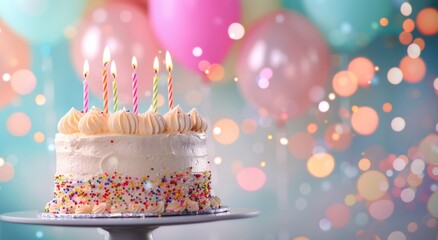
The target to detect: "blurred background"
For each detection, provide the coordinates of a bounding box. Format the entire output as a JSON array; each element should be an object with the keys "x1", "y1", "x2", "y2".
[{"x1": 0, "y1": 0, "x2": 437, "y2": 239}]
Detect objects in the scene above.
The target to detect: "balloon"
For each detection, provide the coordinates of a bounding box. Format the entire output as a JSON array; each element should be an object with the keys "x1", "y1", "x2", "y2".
[
  {"x1": 0, "y1": 20, "x2": 30, "y2": 109},
  {"x1": 149, "y1": 0, "x2": 241, "y2": 73},
  {"x1": 71, "y1": 2, "x2": 161, "y2": 105},
  {"x1": 242, "y1": 0, "x2": 280, "y2": 26},
  {"x1": 236, "y1": 10, "x2": 331, "y2": 122},
  {"x1": 0, "y1": 0, "x2": 86, "y2": 43},
  {"x1": 301, "y1": 0, "x2": 393, "y2": 52}
]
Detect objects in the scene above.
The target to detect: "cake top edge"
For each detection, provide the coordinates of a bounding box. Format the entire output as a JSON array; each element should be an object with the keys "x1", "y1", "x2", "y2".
[{"x1": 57, "y1": 105, "x2": 208, "y2": 135}]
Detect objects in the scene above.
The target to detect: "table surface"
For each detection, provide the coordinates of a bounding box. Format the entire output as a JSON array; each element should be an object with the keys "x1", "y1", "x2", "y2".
[{"x1": 0, "y1": 209, "x2": 259, "y2": 228}]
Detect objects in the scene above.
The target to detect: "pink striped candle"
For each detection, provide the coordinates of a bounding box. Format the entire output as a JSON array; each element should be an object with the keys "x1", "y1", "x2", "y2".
[
  {"x1": 165, "y1": 51, "x2": 173, "y2": 110},
  {"x1": 83, "y1": 60, "x2": 89, "y2": 113},
  {"x1": 132, "y1": 56, "x2": 138, "y2": 114}
]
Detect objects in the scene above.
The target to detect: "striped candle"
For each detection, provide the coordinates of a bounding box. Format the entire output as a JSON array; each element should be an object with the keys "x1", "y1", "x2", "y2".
[
  {"x1": 152, "y1": 56, "x2": 159, "y2": 113},
  {"x1": 111, "y1": 61, "x2": 118, "y2": 112},
  {"x1": 102, "y1": 46, "x2": 111, "y2": 114},
  {"x1": 132, "y1": 56, "x2": 138, "y2": 114},
  {"x1": 165, "y1": 51, "x2": 173, "y2": 110},
  {"x1": 83, "y1": 60, "x2": 89, "y2": 113}
]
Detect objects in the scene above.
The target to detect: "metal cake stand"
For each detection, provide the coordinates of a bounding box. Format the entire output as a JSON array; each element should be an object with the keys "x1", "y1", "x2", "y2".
[{"x1": 0, "y1": 208, "x2": 259, "y2": 240}]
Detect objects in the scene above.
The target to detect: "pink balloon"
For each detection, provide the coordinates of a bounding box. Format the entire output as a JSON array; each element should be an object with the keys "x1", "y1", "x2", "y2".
[
  {"x1": 0, "y1": 20, "x2": 28, "y2": 109},
  {"x1": 72, "y1": 2, "x2": 160, "y2": 104},
  {"x1": 149, "y1": 0, "x2": 241, "y2": 73},
  {"x1": 236, "y1": 11, "x2": 331, "y2": 122}
]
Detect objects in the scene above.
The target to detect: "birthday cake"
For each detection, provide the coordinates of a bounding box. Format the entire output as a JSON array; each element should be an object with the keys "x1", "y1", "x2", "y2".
[
  {"x1": 44, "y1": 105, "x2": 222, "y2": 214},
  {"x1": 44, "y1": 48, "x2": 223, "y2": 215}
]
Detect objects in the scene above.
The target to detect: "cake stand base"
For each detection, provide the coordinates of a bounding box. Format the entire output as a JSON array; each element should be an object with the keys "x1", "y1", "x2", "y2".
[
  {"x1": 0, "y1": 209, "x2": 258, "y2": 240},
  {"x1": 102, "y1": 226, "x2": 157, "y2": 240}
]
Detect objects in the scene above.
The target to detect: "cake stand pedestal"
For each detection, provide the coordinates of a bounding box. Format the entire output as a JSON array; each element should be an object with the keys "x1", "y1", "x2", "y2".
[{"x1": 0, "y1": 209, "x2": 258, "y2": 240}]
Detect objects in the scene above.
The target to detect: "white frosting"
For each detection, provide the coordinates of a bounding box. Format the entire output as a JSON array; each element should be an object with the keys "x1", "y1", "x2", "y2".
[
  {"x1": 164, "y1": 105, "x2": 192, "y2": 133},
  {"x1": 110, "y1": 204, "x2": 126, "y2": 214},
  {"x1": 108, "y1": 109, "x2": 139, "y2": 134},
  {"x1": 78, "y1": 108, "x2": 109, "y2": 135},
  {"x1": 55, "y1": 133, "x2": 209, "y2": 179},
  {"x1": 75, "y1": 204, "x2": 92, "y2": 214},
  {"x1": 92, "y1": 203, "x2": 107, "y2": 214},
  {"x1": 57, "y1": 108, "x2": 83, "y2": 134},
  {"x1": 128, "y1": 203, "x2": 143, "y2": 213},
  {"x1": 166, "y1": 200, "x2": 186, "y2": 212},
  {"x1": 188, "y1": 108, "x2": 208, "y2": 133},
  {"x1": 145, "y1": 201, "x2": 165, "y2": 213},
  {"x1": 200, "y1": 198, "x2": 211, "y2": 210},
  {"x1": 210, "y1": 196, "x2": 221, "y2": 208},
  {"x1": 186, "y1": 199, "x2": 200, "y2": 211},
  {"x1": 138, "y1": 111, "x2": 166, "y2": 135}
]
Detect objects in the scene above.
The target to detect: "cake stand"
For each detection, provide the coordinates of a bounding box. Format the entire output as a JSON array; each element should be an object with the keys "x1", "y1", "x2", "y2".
[{"x1": 0, "y1": 209, "x2": 258, "y2": 240}]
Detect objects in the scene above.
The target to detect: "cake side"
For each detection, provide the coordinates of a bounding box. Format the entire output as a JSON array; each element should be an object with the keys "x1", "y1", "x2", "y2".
[{"x1": 45, "y1": 106, "x2": 222, "y2": 214}]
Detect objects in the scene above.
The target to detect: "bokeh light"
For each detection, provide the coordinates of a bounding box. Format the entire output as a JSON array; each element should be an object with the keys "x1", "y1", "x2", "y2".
[
  {"x1": 402, "y1": 18, "x2": 415, "y2": 33},
  {"x1": 399, "y1": 56, "x2": 426, "y2": 83},
  {"x1": 410, "y1": 159, "x2": 425, "y2": 175},
  {"x1": 214, "y1": 157, "x2": 222, "y2": 165},
  {"x1": 318, "y1": 101, "x2": 330, "y2": 113},
  {"x1": 206, "y1": 64, "x2": 225, "y2": 81},
  {"x1": 400, "y1": 188, "x2": 415, "y2": 203},
  {"x1": 382, "y1": 102, "x2": 392, "y2": 112},
  {"x1": 307, "y1": 153, "x2": 335, "y2": 178},
  {"x1": 279, "y1": 137, "x2": 288, "y2": 145},
  {"x1": 3, "y1": 73, "x2": 11, "y2": 81},
  {"x1": 319, "y1": 218, "x2": 331, "y2": 231},
  {"x1": 416, "y1": 8, "x2": 438, "y2": 36},
  {"x1": 332, "y1": 71, "x2": 358, "y2": 97},
  {"x1": 0, "y1": 162, "x2": 15, "y2": 182},
  {"x1": 0, "y1": 157, "x2": 4, "y2": 167},
  {"x1": 351, "y1": 106, "x2": 379, "y2": 135},
  {"x1": 418, "y1": 134, "x2": 438, "y2": 164},
  {"x1": 388, "y1": 231, "x2": 406, "y2": 240},
  {"x1": 348, "y1": 57, "x2": 375, "y2": 88},
  {"x1": 293, "y1": 237, "x2": 309, "y2": 240},
  {"x1": 213, "y1": 118, "x2": 240, "y2": 144},
  {"x1": 399, "y1": 31, "x2": 412, "y2": 45},
  {"x1": 35, "y1": 94, "x2": 46, "y2": 106},
  {"x1": 407, "y1": 222, "x2": 418, "y2": 233},
  {"x1": 288, "y1": 132, "x2": 315, "y2": 159},
  {"x1": 344, "y1": 194, "x2": 356, "y2": 206},
  {"x1": 307, "y1": 123, "x2": 318, "y2": 134},
  {"x1": 391, "y1": 117, "x2": 406, "y2": 132},
  {"x1": 325, "y1": 204, "x2": 350, "y2": 228},
  {"x1": 428, "y1": 164, "x2": 438, "y2": 180},
  {"x1": 387, "y1": 67, "x2": 403, "y2": 85},
  {"x1": 324, "y1": 123, "x2": 352, "y2": 151},
  {"x1": 357, "y1": 170, "x2": 388, "y2": 201},
  {"x1": 427, "y1": 191, "x2": 438, "y2": 218},
  {"x1": 379, "y1": 18, "x2": 388, "y2": 27},
  {"x1": 228, "y1": 22, "x2": 245, "y2": 40},
  {"x1": 6, "y1": 112, "x2": 31, "y2": 136},
  {"x1": 413, "y1": 38, "x2": 425, "y2": 50},
  {"x1": 10, "y1": 69, "x2": 37, "y2": 95},
  {"x1": 236, "y1": 167, "x2": 266, "y2": 191},
  {"x1": 400, "y1": 2, "x2": 412, "y2": 16},
  {"x1": 407, "y1": 43, "x2": 421, "y2": 59},
  {"x1": 241, "y1": 119, "x2": 257, "y2": 134},
  {"x1": 369, "y1": 199, "x2": 394, "y2": 220},
  {"x1": 34, "y1": 132, "x2": 45, "y2": 143},
  {"x1": 358, "y1": 158, "x2": 371, "y2": 171},
  {"x1": 192, "y1": 47, "x2": 203, "y2": 57}
]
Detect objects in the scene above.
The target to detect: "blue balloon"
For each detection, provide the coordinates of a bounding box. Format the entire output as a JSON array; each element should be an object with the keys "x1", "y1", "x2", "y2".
[
  {"x1": 0, "y1": 0, "x2": 86, "y2": 43},
  {"x1": 296, "y1": 0, "x2": 394, "y2": 52}
]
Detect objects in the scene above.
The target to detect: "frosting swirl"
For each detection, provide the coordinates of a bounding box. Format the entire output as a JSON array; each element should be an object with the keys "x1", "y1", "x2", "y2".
[
  {"x1": 199, "y1": 198, "x2": 211, "y2": 210},
  {"x1": 57, "y1": 107, "x2": 83, "y2": 134},
  {"x1": 92, "y1": 203, "x2": 107, "y2": 214},
  {"x1": 145, "y1": 201, "x2": 165, "y2": 213},
  {"x1": 165, "y1": 199, "x2": 186, "y2": 212},
  {"x1": 138, "y1": 111, "x2": 166, "y2": 135},
  {"x1": 110, "y1": 204, "x2": 126, "y2": 214},
  {"x1": 128, "y1": 203, "x2": 143, "y2": 213},
  {"x1": 186, "y1": 199, "x2": 200, "y2": 212},
  {"x1": 45, "y1": 201, "x2": 58, "y2": 213},
  {"x1": 210, "y1": 196, "x2": 221, "y2": 209},
  {"x1": 75, "y1": 204, "x2": 92, "y2": 214},
  {"x1": 188, "y1": 108, "x2": 208, "y2": 133},
  {"x1": 108, "y1": 109, "x2": 139, "y2": 134},
  {"x1": 78, "y1": 107, "x2": 109, "y2": 135},
  {"x1": 164, "y1": 105, "x2": 192, "y2": 133}
]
